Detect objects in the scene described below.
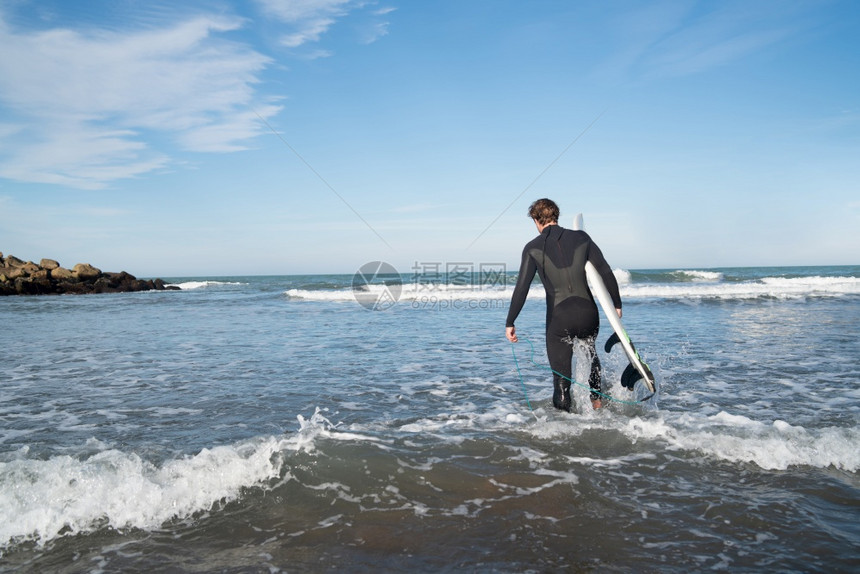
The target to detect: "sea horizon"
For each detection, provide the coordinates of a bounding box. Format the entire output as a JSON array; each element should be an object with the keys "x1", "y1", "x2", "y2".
[{"x1": 152, "y1": 262, "x2": 860, "y2": 280}]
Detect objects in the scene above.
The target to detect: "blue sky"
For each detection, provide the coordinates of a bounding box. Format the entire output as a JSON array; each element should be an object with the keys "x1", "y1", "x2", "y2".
[{"x1": 0, "y1": 0, "x2": 858, "y2": 277}]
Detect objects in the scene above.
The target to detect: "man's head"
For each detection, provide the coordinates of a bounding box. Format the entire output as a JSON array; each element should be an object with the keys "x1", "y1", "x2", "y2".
[{"x1": 528, "y1": 198, "x2": 559, "y2": 226}]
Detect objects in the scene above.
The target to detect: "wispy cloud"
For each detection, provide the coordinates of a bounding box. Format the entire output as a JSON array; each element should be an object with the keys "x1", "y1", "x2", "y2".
[
  {"x1": 0, "y1": 2, "x2": 396, "y2": 189},
  {"x1": 357, "y1": 17, "x2": 392, "y2": 45},
  {"x1": 255, "y1": 0, "x2": 351, "y2": 47},
  {"x1": 254, "y1": 0, "x2": 394, "y2": 49},
  {"x1": 642, "y1": 7, "x2": 793, "y2": 77},
  {"x1": 0, "y1": 122, "x2": 169, "y2": 189},
  {"x1": 0, "y1": 14, "x2": 276, "y2": 189},
  {"x1": 254, "y1": 0, "x2": 351, "y2": 22},
  {"x1": 358, "y1": 5, "x2": 396, "y2": 45},
  {"x1": 604, "y1": 0, "x2": 809, "y2": 81}
]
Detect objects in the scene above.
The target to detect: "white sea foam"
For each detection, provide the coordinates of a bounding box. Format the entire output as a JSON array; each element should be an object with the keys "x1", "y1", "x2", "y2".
[
  {"x1": 285, "y1": 274, "x2": 860, "y2": 303},
  {"x1": 286, "y1": 286, "x2": 371, "y2": 302},
  {"x1": 167, "y1": 280, "x2": 245, "y2": 290},
  {"x1": 623, "y1": 275, "x2": 860, "y2": 300},
  {"x1": 0, "y1": 437, "x2": 285, "y2": 549},
  {"x1": 618, "y1": 411, "x2": 860, "y2": 471},
  {"x1": 671, "y1": 270, "x2": 724, "y2": 282},
  {"x1": 0, "y1": 408, "x2": 381, "y2": 550},
  {"x1": 510, "y1": 407, "x2": 860, "y2": 472},
  {"x1": 613, "y1": 268, "x2": 632, "y2": 285},
  {"x1": 286, "y1": 283, "x2": 517, "y2": 303},
  {"x1": 287, "y1": 271, "x2": 634, "y2": 303},
  {"x1": 294, "y1": 408, "x2": 386, "y2": 452}
]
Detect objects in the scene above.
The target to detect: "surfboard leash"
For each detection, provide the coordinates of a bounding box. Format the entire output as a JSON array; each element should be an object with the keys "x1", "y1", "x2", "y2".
[
  {"x1": 509, "y1": 338, "x2": 539, "y2": 420},
  {"x1": 510, "y1": 334, "x2": 650, "y2": 408}
]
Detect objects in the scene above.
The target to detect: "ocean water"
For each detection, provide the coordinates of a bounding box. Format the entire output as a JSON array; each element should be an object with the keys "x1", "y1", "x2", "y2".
[{"x1": 1, "y1": 265, "x2": 858, "y2": 573}]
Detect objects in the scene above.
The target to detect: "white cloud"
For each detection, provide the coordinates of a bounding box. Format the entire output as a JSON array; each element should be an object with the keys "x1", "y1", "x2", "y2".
[
  {"x1": 179, "y1": 104, "x2": 283, "y2": 153},
  {"x1": 253, "y1": 0, "x2": 392, "y2": 48},
  {"x1": 0, "y1": 121, "x2": 169, "y2": 189},
  {"x1": 255, "y1": 0, "x2": 350, "y2": 47},
  {"x1": 254, "y1": 0, "x2": 351, "y2": 23},
  {"x1": 0, "y1": 14, "x2": 276, "y2": 188},
  {"x1": 279, "y1": 16, "x2": 337, "y2": 47},
  {"x1": 357, "y1": 18, "x2": 390, "y2": 45},
  {"x1": 0, "y1": 1, "x2": 396, "y2": 190},
  {"x1": 295, "y1": 48, "x2": 334, "y2": 60}
]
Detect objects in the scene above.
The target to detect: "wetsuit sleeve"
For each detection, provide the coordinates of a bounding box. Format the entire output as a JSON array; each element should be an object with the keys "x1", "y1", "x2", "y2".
[
  {"x1": 506, "y1": 245, "x2": 537, "y2": 327},
  {"x1": 588, "y1": 241, "x2": 622, "y2": 310}
]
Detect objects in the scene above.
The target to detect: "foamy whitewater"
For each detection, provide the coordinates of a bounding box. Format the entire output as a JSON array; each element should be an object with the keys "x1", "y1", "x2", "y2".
[{"x1": 1, "y1": 266, "x2": 858, "y2": 572}]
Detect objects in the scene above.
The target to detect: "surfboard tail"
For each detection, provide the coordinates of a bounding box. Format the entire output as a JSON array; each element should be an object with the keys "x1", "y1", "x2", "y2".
[
  {"x1": 605, "y1": 332, "x2": 657, "y2": 393},
  {"x1": 619, "y1": 361, "x2": 656, "y2": 391}
]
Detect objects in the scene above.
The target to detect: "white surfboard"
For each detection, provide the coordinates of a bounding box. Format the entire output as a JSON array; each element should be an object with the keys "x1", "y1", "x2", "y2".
[{"x1": 573, "y1": 213, "x2": 656, "y2": 395}]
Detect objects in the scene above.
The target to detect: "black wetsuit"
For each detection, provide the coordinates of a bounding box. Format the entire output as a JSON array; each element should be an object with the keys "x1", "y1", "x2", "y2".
[{"x1": 506, "y1": 224, "x2": 622, "y2": 411}]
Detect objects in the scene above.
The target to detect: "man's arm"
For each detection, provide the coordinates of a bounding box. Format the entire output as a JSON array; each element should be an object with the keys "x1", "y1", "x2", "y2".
[{"x1": 505, "y1": 245, "x2": 537, "y2": 337}]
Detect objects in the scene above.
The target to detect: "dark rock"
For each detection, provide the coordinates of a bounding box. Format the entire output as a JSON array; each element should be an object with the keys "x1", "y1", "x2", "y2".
[
  {"x1": 93, "y1": 277, "x2": 114, "y2": 293},
  {"x1": 4, "y1": 255, "x2": 24, "y2": 268},
  {"x1": 73, "y1": 263, "x2": 101, "y2": 281},
  {"x1": 52, "y1": 267, "x2": 75, "y2": 281},
  {"x1": 59, "y1": 282, "x2": 92, "y2": 295},
  {"x1": 15, "y1": 277, "x2": 41, "y2": 295},
  {"x1": 5, "y1": 266, "x2": 27, "y2": 280},
  {"x1": 0, "y1": 253, "x2": 179, "y2": 296},
  {"x1": 31, "y1": 269, "x2": 50, "y2": 281}
]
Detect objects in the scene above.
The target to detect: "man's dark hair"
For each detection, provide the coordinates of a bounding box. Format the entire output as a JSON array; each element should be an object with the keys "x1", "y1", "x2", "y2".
[{"x1": 528, "y1": 198, "x2": 560, "y2": 226}]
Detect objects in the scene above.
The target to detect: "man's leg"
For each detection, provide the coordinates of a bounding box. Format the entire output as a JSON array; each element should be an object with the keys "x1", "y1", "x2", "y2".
[
  {"x1": 546, "y1": 298, "x2": 601, "y2": 411},
  {"x1": 583, "y1": 335, "x2": 603, "y2": 409},
  {"x1": 546, "y1": 332, "x2": 573, "y2": 412}
]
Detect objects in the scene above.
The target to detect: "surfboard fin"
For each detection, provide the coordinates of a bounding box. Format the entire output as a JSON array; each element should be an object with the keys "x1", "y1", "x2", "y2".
[
  {"x1": 620, "y1": 363, "x2": 642, "y2": 389},
  {"x1": 605, "y1": 332, "x2": 638, "y2": 354},
  {"x1": 605, "y1": 332, "x2": 620, "y2": 353}
]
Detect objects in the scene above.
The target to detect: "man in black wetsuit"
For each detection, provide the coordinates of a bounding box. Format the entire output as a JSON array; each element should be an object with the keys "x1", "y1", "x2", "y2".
[{"x1": 505, "y1": 198, "x2": 622, "y2": 412}]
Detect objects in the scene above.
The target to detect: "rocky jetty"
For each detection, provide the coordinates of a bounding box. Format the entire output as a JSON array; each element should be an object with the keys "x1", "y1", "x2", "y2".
[{"x1": 0, "y1": 252, "x2": 179, "y2": 296}]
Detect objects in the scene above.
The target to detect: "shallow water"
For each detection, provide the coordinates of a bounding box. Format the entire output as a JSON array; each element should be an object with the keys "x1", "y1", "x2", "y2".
[{"x1": 1, "y1": 267, "x2": 858, "y2": 572}]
